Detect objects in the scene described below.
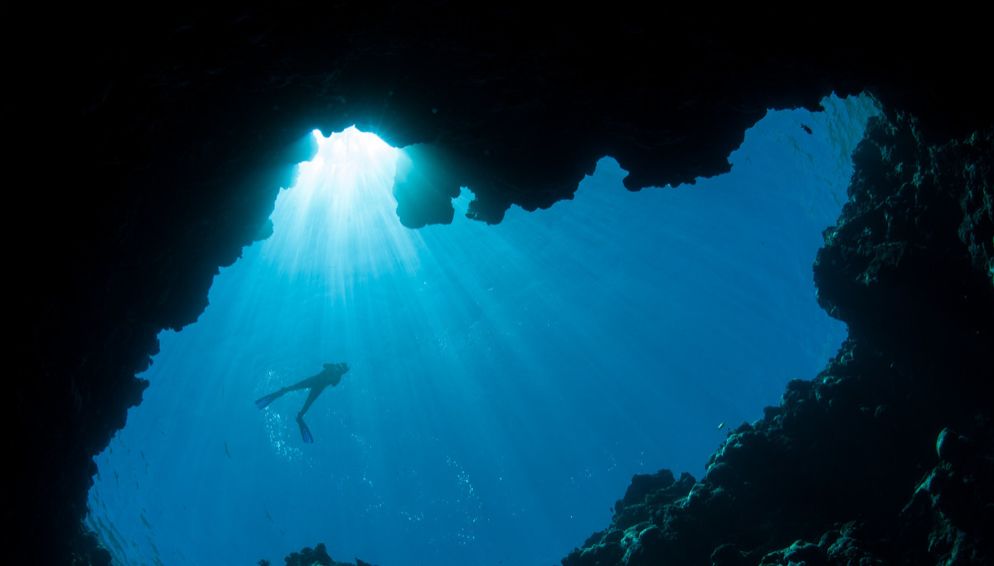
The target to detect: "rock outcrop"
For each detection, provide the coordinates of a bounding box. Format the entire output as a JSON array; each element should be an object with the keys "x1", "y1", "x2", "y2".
[
  {"x1": 563, "y1": 116, "x2": 993, "y2": 564},
  {"x1": 258, "y1": 542, "x2": 376, "y2": 566}
]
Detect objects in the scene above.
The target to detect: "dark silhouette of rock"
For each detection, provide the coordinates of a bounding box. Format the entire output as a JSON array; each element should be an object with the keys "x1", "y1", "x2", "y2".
[
  {"x1": 563, "y1": 115, "x2": 993, "y2": 564},
  {"x1": 285, "y1": 543, "x2": 335, "y2": 566},
  {"x1": 9, "y1": 6, "x2": 993, "y2": 563},
  {"x1": 900, "y1": 425, "x2": 994, "y2": 564},
  {"x1": 279, "y1": 542, "x2": 376, "y2": 566},
  {"x1": 755, "y1": 522, "x2": 888, "y2": 565}
]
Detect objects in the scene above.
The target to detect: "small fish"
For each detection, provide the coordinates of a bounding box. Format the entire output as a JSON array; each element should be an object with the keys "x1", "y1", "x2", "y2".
[
  {"x1": 801, "y1": 124, "x2": 813, "y2": 135},
  {"x1": 717, "y1": 422, "x2": 725, "y2": 430}
]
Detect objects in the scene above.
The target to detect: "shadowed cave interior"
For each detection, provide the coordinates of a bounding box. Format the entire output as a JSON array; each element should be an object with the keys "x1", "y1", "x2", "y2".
[{"x1": 11, "y1": 8, "x2": 993, "y2": 565}]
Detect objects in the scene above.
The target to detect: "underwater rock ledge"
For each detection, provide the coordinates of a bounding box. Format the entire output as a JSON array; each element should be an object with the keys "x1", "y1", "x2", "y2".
[{"x1": 562, "y1": 115, "x2": 994, "y2": 565}]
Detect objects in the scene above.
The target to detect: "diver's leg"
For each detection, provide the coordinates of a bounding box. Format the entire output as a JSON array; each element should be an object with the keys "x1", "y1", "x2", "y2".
[
  {"x1": 297, "y1": 385, "x2": 327, "y2": 418},
  {"x1": 256, "y1": 374, "x2": 320, "y2": 409},
  {"x1": 295, "y1": 386, "x2": 325, "y2": 443},
  {"x1": 255, "y1": 386, "x2": 291, "y2": 409},
  {"x1": 284, "y1": 376, "x2": 318, "y2": 392},
  {"x1": 296, "y1": 414, "x2": 314, "y2": 443}
]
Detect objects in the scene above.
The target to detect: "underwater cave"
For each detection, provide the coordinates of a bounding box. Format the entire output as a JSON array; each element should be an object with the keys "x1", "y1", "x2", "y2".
[
  {"x1": 85, "y1": 98, "x2": 877, "y2": 565},
  {"x1": 13, "y1": 8, "x2": 993, "y2": 566}
]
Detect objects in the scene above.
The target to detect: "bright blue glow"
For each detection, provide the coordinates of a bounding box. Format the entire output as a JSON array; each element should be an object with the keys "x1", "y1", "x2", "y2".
[
  {"x1": 87, "y1": 98, "x2": 878, "y2": 565},
  {"x1": 268, "y1": 127, "x2": 416, "y2": 284}
]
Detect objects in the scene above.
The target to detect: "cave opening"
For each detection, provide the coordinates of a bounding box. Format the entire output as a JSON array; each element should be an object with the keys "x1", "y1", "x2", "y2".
[{"x1": 86, "y1": 95, "x2": 878, "y2": 565}]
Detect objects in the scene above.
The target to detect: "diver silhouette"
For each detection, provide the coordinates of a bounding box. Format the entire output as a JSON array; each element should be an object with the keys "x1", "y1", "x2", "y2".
[{"x1": 254, "y1": 362, "x2": 350, "y2": 443}]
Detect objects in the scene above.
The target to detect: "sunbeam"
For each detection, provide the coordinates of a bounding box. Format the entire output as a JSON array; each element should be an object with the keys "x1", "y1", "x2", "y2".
[{"x1": 264, "y1": 127, "x2": 417, "y2": 284}]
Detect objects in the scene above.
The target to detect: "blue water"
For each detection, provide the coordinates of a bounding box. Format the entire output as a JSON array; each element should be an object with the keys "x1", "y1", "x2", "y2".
[{"x1": 87, "y1": 95, "x2": 877, "y2": 565}]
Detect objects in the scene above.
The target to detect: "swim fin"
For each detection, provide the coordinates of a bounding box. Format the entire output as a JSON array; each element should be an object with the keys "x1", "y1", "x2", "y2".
[
  {"x1": 255, "y1": 391, "x2": 282, "y2": 409},
  {"x1": 297, "y1": 417, "x2": 314, "y2": 444}
]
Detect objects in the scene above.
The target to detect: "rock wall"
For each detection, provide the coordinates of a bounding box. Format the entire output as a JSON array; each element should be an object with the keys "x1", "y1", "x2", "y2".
[{"x1": 563, "y1": 116, "x2": 993, "y2": 565}]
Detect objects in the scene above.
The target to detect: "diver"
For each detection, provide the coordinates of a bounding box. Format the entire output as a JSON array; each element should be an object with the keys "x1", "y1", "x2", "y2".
[{"x1": 254, "y1": 362, "x2": 350, "y2": 443}]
